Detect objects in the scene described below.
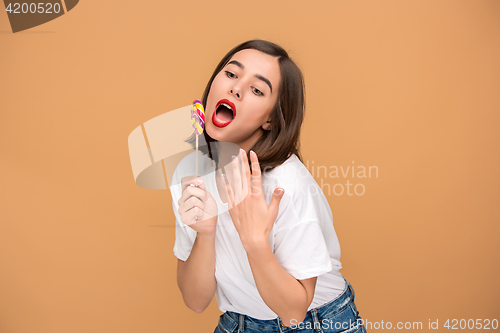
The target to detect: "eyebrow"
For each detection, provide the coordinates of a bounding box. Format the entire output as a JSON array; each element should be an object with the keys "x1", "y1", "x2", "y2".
[{"x1": 227, "y1": 60, "x2": 273, "y2": 93}]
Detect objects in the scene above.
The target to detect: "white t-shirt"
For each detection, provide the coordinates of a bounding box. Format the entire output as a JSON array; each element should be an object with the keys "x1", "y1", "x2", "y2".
[{"x1": 171, "y1": 151, "x2": 346, "y2": 320}]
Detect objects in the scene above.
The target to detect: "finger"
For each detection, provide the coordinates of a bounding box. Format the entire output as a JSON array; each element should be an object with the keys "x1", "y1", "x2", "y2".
[
  {"x1": 250, "y1": 150, "x2": 263, "y2": 197},
  {"x1": 222, "y1": 173, "x2": 236, "y2": 210},
  {"x1": 240, "y1": 149, "x2": 250, "y2": 200},
  {"x1": 183, "y1": 206, "x2": 203, "y2": 225},
  {"x1": 232, "y1": 151, "x2": 242, "y2": 205},
  {"x1": 268, "y1": 188, "x2": 285, "y2": 217},
  {"x1": 178, "y1": 196, "x2": 205, "y2": 215},
  {"x1": 178, "y1": 185, "x2": 206, "y2": 206},
  {"x1": 217, "y1": 168, "x2": 230, "y2": 202},
  {"x1": 215, "y1": 167, "x2": 226, "y2": 200},
  {"x1": 181, "y1": 176, "x2": 203, "y2": 191}
]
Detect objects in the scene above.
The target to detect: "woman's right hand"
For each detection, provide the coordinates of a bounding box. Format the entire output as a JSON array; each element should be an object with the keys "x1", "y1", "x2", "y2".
[{"x1": 178, "y1": 176, "x2": 218, "y2": 235}]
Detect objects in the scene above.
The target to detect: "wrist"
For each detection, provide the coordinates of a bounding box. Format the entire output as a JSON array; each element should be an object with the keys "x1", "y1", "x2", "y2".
[
  {"x1": 193, "y1": 216, "x2": 218, "y2": 237},
  {"x1": 195, "y1": 231, "x2": 216, "y2": 244},
  {"x1": 243, "y1": 236, "x2": 272, "y2": 256}
]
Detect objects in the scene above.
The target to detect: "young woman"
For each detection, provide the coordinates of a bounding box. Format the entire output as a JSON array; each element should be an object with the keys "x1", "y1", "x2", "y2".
[{"x1": 170, "y1": 40, "x2": 367, "y2": 333}]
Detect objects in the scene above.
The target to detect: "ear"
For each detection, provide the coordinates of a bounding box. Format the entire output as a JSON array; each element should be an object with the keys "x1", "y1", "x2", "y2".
[{"x1": 262, "y1": 119, "x2": 271, "y2": 131}]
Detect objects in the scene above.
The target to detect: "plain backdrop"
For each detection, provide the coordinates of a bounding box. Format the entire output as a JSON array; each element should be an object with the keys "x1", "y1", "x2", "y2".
[{"x1": 1, "y1": 0, "x2": 499, "y2": 332}]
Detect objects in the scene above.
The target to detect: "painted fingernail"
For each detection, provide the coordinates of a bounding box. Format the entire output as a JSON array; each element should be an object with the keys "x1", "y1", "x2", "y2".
[
  {"x1": 222, "y1": 174, "x2": 228, "y2": 184},
  {"x1": 250, "y1": 150, "x2": 255, "y2": 156},
  {"x1": 195, "y1": 178, "x2": 202, "y2": 185},
  {"x1": 231, "y1": 155, "x2": 237, "y2": 161}
]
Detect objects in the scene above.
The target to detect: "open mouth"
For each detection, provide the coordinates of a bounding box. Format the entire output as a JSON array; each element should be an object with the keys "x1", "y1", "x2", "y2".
[{"x1": 213, "y1": 99, "x2": 236, "y2": 128}]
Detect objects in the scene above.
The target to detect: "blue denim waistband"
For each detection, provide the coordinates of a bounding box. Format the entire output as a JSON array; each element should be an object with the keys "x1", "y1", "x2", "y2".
[{"x1": 221, "y1": 277, "x2": 357, "y2": 332}]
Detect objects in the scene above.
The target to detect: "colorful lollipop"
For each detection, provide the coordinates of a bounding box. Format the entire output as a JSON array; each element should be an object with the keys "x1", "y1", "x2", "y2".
[
  {"x1": 191, "y1": 99, "x2": 205, "y2": 135},
  {"x1": 191, "y1": 99, "x2": 205, "y2": 176}
]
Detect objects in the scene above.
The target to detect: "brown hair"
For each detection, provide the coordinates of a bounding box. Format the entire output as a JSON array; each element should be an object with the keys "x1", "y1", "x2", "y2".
[{"x1": 191, "y1": 39, "x2": 305, "y2": 173}]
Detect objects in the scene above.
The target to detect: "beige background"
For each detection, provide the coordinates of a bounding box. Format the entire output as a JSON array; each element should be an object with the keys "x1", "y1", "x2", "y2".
[{"x1": 1, "y1": 0, "x2": 499, "y2": 332}]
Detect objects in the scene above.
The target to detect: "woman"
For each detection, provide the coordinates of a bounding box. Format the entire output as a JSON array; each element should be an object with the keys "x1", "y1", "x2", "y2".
[{"x1": 170, "y1": 40, "x2": 367, "y2": 332}]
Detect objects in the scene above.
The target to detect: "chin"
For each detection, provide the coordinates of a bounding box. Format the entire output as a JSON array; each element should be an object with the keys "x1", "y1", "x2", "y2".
[{"x1": 205, "y1": 122, "x2": 222, "y2": 142}]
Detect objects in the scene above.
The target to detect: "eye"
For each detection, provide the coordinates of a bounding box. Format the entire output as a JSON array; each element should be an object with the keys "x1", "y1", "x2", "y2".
[
  {"x1": 225, "y1": 71, "x2": 237, "y2": 79},
  {"x1": 252, "y1": 87, "x2": 264, "y2": 96}
]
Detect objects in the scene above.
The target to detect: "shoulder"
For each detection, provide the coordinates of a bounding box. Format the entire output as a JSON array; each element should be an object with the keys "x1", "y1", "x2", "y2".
[
  {"x1": 171, "y1": 152, "x2": 195, "y2": 189},
  {"x1": 170, "y1": 151, "x2": 213, "y2": 199},
  {"x1": 264, "y1": 154, "x2": 332, "y2": 230},
  {"x1": 262, "y1": 154, "x2": 317, "y2": 196},
  {"x1": 263, "y1": 154, "x2": 326, "y2": 214},
  {"x1": 171, "y1": 151, "x2": 212, "y2": 183}
]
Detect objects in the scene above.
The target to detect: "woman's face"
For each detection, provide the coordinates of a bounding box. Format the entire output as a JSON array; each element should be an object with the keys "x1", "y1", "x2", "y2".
[{"x1": 205, "y1": 49, "x2": 281, "y2": 152}]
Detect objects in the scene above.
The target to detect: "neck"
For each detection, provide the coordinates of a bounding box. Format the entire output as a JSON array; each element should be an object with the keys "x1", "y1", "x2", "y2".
[
  {"x1": 237, "y1": 128, "x2": 264, "y2": 153},
  {"x1": 208, "y1": 128, "x2": 264, "y2": 171}
]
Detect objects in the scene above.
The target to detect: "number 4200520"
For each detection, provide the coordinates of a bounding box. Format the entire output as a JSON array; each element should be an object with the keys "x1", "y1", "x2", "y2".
[
  {"x1": 5, "y1": 3, "x2": 62, "y2": 14},
  {"x1": 444, "y1": 319, "x2": 498, "y2": 330}
]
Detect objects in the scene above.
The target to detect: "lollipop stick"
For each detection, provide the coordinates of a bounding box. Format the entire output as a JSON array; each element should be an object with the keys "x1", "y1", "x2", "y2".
[
  {"x1": 195, "y1": 134, "x2": 199, "y2": 177},
  {"x1": 191, "y1": 99, "x2": 204, "y2": 178}
]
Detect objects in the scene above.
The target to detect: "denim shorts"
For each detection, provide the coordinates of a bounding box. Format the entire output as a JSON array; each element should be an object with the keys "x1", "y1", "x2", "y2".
[{"x1": 214, "y1": 277, "x2": 367, "y2": 333}]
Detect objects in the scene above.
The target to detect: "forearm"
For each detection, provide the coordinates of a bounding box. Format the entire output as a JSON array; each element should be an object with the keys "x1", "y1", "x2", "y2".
[
  {"x1": 177, "y1": 230, "x2": 217, "y2": 313},
  {"x1": 246, "y1": 241, "x2": 311, "y2": 326}
]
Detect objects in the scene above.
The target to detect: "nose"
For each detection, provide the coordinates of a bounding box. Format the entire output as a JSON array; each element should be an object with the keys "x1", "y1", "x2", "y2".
[{"x1": 230, "y1": 85, "x2": 242, "y2": 99}]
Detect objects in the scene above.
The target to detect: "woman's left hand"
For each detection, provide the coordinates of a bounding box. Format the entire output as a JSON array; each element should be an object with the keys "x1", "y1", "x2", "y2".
[{"x1": 222, "y1": 149, "x2": 285, "y2": 252}]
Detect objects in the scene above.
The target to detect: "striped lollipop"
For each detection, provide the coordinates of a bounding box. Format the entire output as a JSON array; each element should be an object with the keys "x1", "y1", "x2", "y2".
[
  {"x1": 191, "y1": 99, "x2": 205, "y2": 135},
  {"x1": 191, "y1": 99, "x2": 205, "y2": 176}
]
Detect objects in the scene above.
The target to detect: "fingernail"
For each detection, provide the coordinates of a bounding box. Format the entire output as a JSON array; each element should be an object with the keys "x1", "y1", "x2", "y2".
[
  {"x1": 222, "y1": 174, "x2": 228, "y2": 184},
  {"x1": 195, "y1": 178, "x2": 202, "y2": 185},
  {"x1": 231, "y1": 155, "x2": 237, "y2": 161},
  {"x1": 276, "y1": 188, "x2": 284, "y2": 196},
  {"x1": 250, "y1": 150, "x2": 255, "y2": 156}
]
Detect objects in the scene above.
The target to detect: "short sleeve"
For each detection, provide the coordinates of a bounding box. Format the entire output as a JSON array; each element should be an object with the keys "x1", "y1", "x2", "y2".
[
  {"x1": 273, "y1": 220, "x2": 332, "y2": 280},
  {"x1": 272, "y1": 188, "x2": 333, "y2": 280},
  {"x1": 264, "y1": 157, "x2": 336, "y2": 280},
  {"x1": 170, "y1": 168, "x2": 197, "y2": 261}
]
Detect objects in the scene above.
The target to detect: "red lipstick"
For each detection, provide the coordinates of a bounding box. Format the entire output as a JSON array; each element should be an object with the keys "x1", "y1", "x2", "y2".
[{"x1": 213, "y1": 99, "x2": 237, "y2": 128}]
